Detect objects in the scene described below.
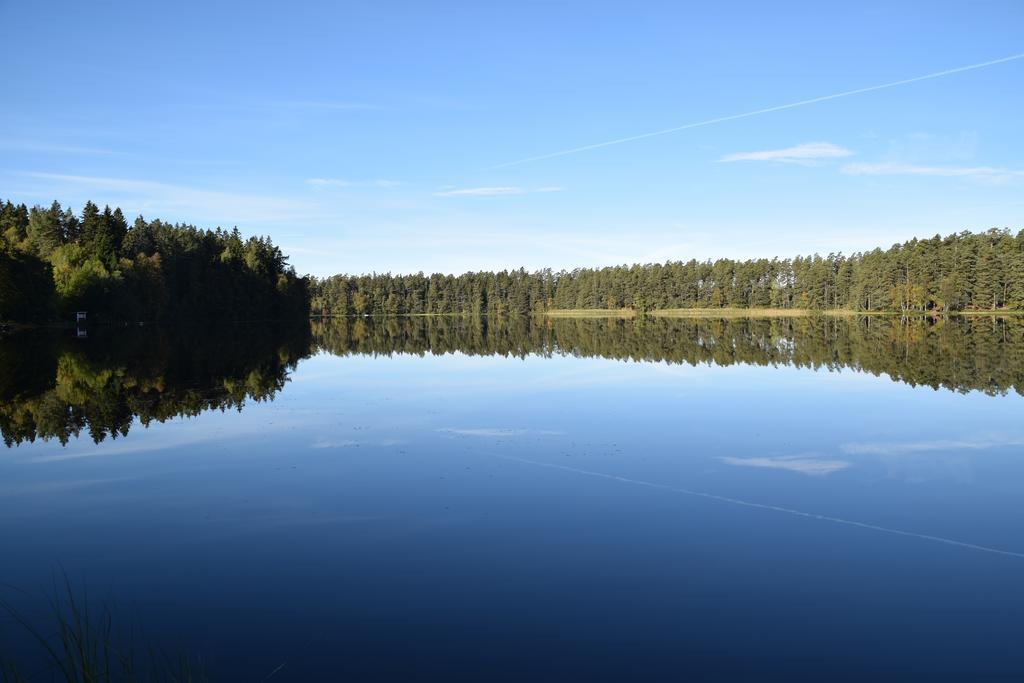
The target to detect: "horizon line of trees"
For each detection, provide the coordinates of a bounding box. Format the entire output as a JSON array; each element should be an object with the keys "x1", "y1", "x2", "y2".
[
  {"x1": 1, "y1": 199, "x2": 309, "y2": 323},
  {"x1": 5, "y1": 199, "x2": 1021, "y2": 323},
  {"x1": 311, "y1": 228, "x2": 1024, "y2": 316}
]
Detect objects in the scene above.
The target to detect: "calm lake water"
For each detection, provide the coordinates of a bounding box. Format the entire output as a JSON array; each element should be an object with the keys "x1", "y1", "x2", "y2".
[{"x1": 3, "y1": 316, "x2": 1024, "y2": 680}]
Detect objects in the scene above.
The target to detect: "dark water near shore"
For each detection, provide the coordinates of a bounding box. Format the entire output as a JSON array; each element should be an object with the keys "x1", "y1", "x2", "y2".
[{"x1": 3, "y1": 315, "x2": 1024, "y2": 680}]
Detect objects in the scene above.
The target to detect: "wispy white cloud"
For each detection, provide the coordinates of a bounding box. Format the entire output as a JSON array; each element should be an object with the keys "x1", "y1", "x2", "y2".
[
  {"x1": 435, "y1": 186, "x2": 524, "y2": 197},
  {"x1": 306, "y1": 178, "x2": 352, "y2": 188},
  {"x1": 0, "y1": 139, "x2": 117, "y2": 156},
  {"x1": 841, "y1": 162, "x2": 1024, "y2": 180},
  {"x1": 434, "y1": 186, "x2": 565, "y2": 197},
  {"x1": 720, "y1": 456, "x2": 851, "y2": 475},
  {"x1": 305, "y1": 178, "x2": 402, "y2": 189},
  {"x1": 276, "y1": 218, "x2": 921, "y2": 278},
  {"x1": 881, "y1": 131, "x2": 979, "y2": 164},
  {"x1": 841, "y1": 435, "x2": 1024, "y2": 456},
  {"x1": 494, "y1": 52, "x2": 1024, "y2": 168},
  {"x1": 265, "y1": 100, "x2": 381, "y2": 111},
  {"x1": 17, "y1": 172, "x2": 316, "y2": 224},
  {"x1": 720, "y1": 141, "x2": 853, "y2": 163}
]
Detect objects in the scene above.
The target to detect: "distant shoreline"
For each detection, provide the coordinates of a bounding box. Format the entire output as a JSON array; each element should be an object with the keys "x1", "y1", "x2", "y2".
[
  {"x1": 543, "y1": 307, "x2": 1024, "y2": 318},
  {"x1": 303, "y1": 309, "x2": 1024, "y2": 321}
]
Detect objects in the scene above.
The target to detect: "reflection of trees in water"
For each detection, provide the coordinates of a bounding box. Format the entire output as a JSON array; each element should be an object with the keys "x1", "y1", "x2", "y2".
[
  {"x1": 312, "y1": 315, "x2": 1024, "y2": 396},
  {"x1": 0, "y1": 323, "x2": 311, "y2": 447},
  {"x1": 3, "y1": 315, "x2": 1021, "y2": 447}
]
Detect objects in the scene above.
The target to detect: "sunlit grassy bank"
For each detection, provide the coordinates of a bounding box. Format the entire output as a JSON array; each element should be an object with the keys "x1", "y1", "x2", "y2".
[
  {"x1": 545, "y1": 308, "x2": 859, "y2": 318},
  {"x1": 543, "y1": 308, "x2": 636, "y2": 318},
  {"x1": 649, "y1": 307, "x2": 819, "y2": 318},
  {"x1": 543, "y1": 307, "x2": 1024, "y2": 319}
]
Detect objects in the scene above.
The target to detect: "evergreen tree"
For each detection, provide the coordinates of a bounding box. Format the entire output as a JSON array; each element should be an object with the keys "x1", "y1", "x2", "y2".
[{"x1": 26, "y1": 201, "x2": 65, "y2": 258}]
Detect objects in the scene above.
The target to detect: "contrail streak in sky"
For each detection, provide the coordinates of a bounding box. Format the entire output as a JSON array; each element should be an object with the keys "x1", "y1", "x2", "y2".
[
  {"x1": 493, "y1": 453, "x2": 1024, "y2": 560},
  {"x1": 492, "y1": 52, "x2": 1024, "y2": 168}
]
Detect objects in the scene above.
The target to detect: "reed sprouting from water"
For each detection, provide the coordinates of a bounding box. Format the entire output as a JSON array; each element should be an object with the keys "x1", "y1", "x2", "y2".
[{"x1": 0, "y1": 573, "x2": 206, "y2": 683}]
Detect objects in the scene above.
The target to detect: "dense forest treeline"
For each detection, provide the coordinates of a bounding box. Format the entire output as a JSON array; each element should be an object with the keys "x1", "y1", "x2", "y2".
[
  {"x1": 0, "y1": 199, "x2": 309, "y2": 323},
  {"x1": 5, "y1": 315, "x2": 1023, "y2": 445},
  {"x1": 4, "y1": 198, "x2": 1022, "y2": 322},
  {"x1": 310, "y1": 228, "x2": 1024, "y2": 316}
]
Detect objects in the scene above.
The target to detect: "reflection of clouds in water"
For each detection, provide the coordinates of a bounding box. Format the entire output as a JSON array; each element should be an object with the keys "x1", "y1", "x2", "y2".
[
  {"x1": 439, "y1": 428, "x2": 527, "y2": 437},
  {"x1": 437, "y1": 428, "x2": 564, "y2": 437},
  {"x1": 520, "y1": 361, "x2": 676, "y2": 389},
  {"x1": 19, "y1": 416, "x2": 309, "y2": 464},
  {"x1": 839, "y1": 434, "x2": 1024, "y2": 484},
  {"x1": 168, "y1": 513, "x2": 397, "y2": 549},
  {"x1": 842, "y1": 434, "x2": 1024, "y2": 455},
  {"x1": 494, "y1": 453, "x2": 1024, "y2": 560},
  {"x1": 0, "y1": 477, "x2": 134, "y2": 497},
  {"x1": 310, "y1": 438, "x2": 408, "y2": 449},
  {"x1": 310, "y1": 439, "x2": 360, "y2": 449},
  {"x1": 720, "y1": 456, "x2": 850, "y2": 476}
]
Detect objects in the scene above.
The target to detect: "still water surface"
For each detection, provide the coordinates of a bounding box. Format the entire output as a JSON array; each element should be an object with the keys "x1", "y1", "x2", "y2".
[{"x1": 2, "y1": 316, "x2": 1024, "y2": 680}]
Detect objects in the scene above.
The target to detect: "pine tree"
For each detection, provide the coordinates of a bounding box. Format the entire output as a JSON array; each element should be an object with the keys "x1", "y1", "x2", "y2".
[
  {"x1": 78, "y1": 201, "x2": 104, "y2": 257},
  {"x1": 26, "y1": 201, "x2": 65, "y2": 258}
]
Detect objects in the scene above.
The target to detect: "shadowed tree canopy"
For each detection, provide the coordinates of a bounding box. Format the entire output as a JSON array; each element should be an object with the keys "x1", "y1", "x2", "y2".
[
  {"x1": 1, "y1": 199, "x2": 309, "y2": 324},
  {"x1": 0, "y1": 322, "x2": 311, "y2": 446}
]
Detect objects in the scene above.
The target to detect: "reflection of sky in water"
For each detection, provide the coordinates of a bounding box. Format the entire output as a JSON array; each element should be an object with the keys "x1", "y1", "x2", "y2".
[{"x1": 3, "y1": 352, "x2": 1024, "y2": 679}]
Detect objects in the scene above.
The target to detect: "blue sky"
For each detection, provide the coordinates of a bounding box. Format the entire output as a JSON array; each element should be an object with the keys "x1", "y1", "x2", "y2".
[{"x1": 1, "y1": 0, "x2": 1022, "y2": 277}]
